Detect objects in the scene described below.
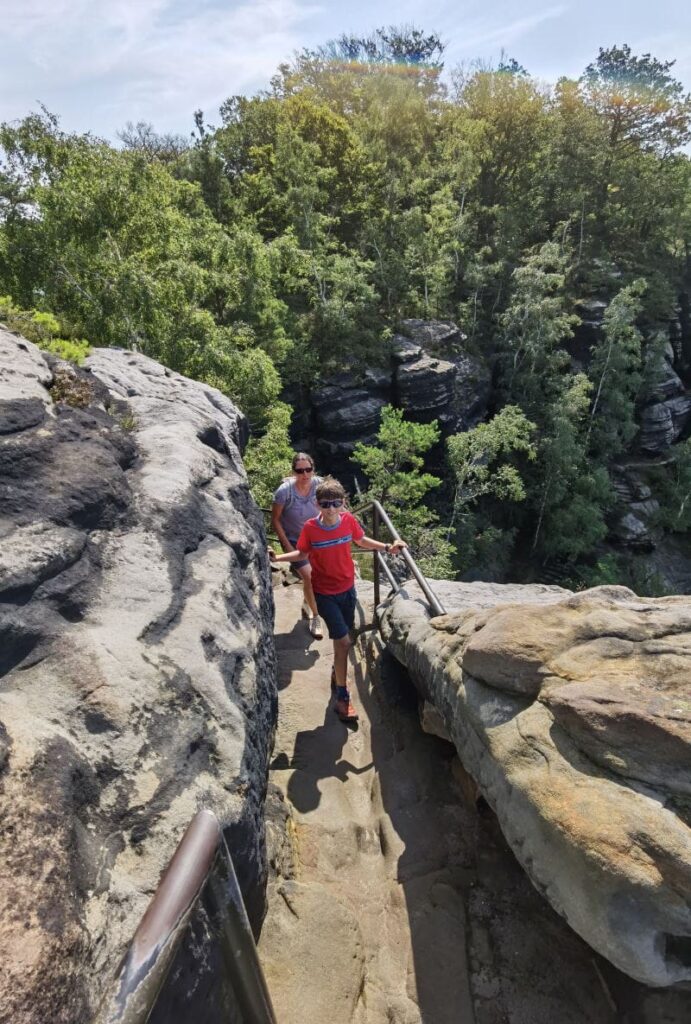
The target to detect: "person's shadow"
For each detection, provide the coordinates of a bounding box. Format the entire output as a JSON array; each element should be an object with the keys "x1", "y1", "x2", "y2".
[
  {"x1": 273, "y1": 618, "x2": 320, "y2": 691},
  {"x1": 271, "y1": 702, "x2": 373, "y2": 813}
]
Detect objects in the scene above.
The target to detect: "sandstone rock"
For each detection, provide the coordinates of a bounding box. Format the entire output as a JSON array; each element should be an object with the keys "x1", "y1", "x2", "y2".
[
  {"x1": 391, "y1": 334, "x2": 423, "y2": 364},
  {"x1": 295, "y1": 321, "x2": 491, "y2": 479},
  {"x1": 0, "y1": 327, "x2": 53, "y2": 404},
  {"x1": 399, "y1": 319, "x2": 466, "y2": 351},
  {"x1": 615, "y1": 510, "x2": 654, "y2": 548},
  {"x1": 419, "y1": 700, "x2": 453, "y2": 742},
  {"x1": 570, "y1": 299, "x2": 608, "y2": 367},
  {"x1": 541, "y1": 680, "x2": 691, "y2": 796},
  {"x1": 0, "y1": 336, "x2": 276, "y2": 1023},
  {"x1": 650, "y1": 358, "x2": 685, "y2": 401},
  {"x1": 395, "y1": 353, "x2": 457, "y2": 415},
  {"x1": 317, "y1": 394, "x2": 386, "y2": 436},
  {"x1": 379, "y1": 580, "x2": 691, "y2": 987},
  {"x1": 640, "y1": 395, "x2": 691, "y2": 454}
]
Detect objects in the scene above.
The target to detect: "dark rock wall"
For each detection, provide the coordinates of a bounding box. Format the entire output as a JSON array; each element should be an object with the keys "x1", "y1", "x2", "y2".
[
  {"x1": 288, "y1": 319, "x2": 491, "y2": 484},
  {"x1": 0, "y1": 330, "x2": 277, "y2": 1024}
]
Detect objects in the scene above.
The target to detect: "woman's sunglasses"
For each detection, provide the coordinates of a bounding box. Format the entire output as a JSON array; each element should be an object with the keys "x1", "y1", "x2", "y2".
[
  {"x1": 294, "y1": 466, "x2": 313, "y2": 474},
  {"x1": 318, "y1": 499, "x2": 344, "y2": 509}
]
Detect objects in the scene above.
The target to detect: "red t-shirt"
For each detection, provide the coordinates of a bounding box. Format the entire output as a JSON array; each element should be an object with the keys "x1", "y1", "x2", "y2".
[{"x1": 296, "y1": 511, "x2": 365, "y2": 595}]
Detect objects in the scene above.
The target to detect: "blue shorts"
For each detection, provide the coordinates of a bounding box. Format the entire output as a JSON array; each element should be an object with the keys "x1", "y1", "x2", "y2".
[
  {"x1": 287, "y1": 538, "x2": 309, "y2": 572},
  {"x1": 315, "y1": 586, "x2": 357, "y2": 640}
]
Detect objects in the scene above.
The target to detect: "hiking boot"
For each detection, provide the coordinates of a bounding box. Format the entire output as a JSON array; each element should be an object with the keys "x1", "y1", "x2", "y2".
[
  {"x1": 310, "y1": 615, "x2": 324, "y2": 639},
  {"x1": 334, "y1": 694, "x2": 359, "y2": 723}
]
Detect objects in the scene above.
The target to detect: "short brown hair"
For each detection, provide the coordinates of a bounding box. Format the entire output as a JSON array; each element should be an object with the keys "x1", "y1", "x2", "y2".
[{"x1": 316, "y1": 476, "x2": 347, "y2": 502}]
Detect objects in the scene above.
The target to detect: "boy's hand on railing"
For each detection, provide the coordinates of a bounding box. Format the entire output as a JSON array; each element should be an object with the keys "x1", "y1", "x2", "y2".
[
  {"x1": 268, "y1": 548, "x2": 277, "y2": 562},
  {"x1": 388, "y1": 539, "x2": 407, "y2": 555}
]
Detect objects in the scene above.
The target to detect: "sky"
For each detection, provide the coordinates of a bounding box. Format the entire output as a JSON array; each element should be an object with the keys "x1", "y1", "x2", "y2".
[{"x1": 1, "y1": 0, "x2": 691, "y2": 142}]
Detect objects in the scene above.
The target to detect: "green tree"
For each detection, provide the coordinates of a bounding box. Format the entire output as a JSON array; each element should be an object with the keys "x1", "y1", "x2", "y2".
[
  {"x1": 532, "y1": 374, "x2": 611, "y2": 559},
  {"x1": 586, "y1": 279, "x2": 645, "y2": 460},
  {"x1": 447, "y1": 405, "x2": 537, "y2": 513},
  {"x1": 497, "y1": 240, "x2": 576, "y2": 415},
  {"x1": 353, "y1": 405, "x2": 454, "y2": 577},
  {"x1": 244, "y1": 401, "x2": 294, "y2": 508}
]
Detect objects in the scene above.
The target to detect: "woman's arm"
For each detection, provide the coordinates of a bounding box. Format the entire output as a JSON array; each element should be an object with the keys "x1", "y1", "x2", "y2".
[
  {"x1": 269, "y1": 547, "x2": 308, "y2": 563},
  {"x1": 270, "y1": 502, "x2": 293, "y2": 552}
]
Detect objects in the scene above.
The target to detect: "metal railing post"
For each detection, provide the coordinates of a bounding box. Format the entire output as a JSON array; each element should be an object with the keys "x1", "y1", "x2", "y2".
[
  {"x1": 92, "y1": 810, "x2": 277, "y2": 1024},
  {"x1": 372, "y1": 502, "x2": 381, "y2": 610},
  {"x1": 352, "y1": 498, "x2": 446, "y2": 619},
  {"x1": 207, "y1": 835, "x2": 277, "y2": 1023}
]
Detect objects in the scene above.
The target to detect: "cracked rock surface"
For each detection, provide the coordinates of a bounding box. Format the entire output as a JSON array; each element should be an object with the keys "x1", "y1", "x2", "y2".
[
  {"x1": 0, "y1": 330, "x2": 276, "y2": 1023},
  {"x1": 379, "y1": 579, "x2": 691, "y2": 989}
]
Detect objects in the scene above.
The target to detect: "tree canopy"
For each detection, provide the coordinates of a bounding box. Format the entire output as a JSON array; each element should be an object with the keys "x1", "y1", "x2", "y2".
[{"x1": 2, "y1": 30, "x2": 691, "y2": 586}]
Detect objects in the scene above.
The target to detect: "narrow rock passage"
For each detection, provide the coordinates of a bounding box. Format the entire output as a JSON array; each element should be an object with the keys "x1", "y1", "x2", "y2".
[
  {"x1": 258, "y1": 580, "x2": 475, "y2": 1024},
  {"x1": 258, "y1": 580, "x2": 689, "y2": 1024}
]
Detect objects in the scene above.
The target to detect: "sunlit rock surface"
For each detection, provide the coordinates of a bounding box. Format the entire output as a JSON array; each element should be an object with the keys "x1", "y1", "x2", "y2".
[
  {"x1": 379, "y1": 579, "x2": 691, "y2": 987},
  {"x1": 0, "y1": 329, "x2": 276, "y2": 1023}
]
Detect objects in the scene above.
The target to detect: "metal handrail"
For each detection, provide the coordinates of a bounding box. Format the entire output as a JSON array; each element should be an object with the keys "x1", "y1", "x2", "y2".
[
  {"x1": 262, "y1": 498, "x2": 446, "y2": 618},
  {"x1": 93, "y1": 809, "x2": 277, "y2": 1024},
  {"x1": 352, "y1": 497, "x2": 447, "y2": 618}
]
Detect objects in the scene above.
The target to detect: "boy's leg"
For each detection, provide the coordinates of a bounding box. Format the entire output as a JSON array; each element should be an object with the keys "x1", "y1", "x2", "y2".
[
  {"x1": 332, "y1": 587, "x2": 357, "y2": 688},
  {"x1": 332, "y1": 633, "x2": 350, "y2": 688},
  {"x1": 315, "y1": 589, "x2": 358, "y2": 722}
]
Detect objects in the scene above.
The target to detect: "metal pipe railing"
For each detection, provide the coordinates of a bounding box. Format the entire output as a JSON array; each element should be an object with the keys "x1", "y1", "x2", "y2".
[
  {"x1": 93, "y1": 809, "x2": 277, "y2": 1024},
  {"x1": 352, "y1": 497, "x2": 446, "y2": 618},
  {"x1": 263, "y1": 496, "x2": 445, "y2": 619}
]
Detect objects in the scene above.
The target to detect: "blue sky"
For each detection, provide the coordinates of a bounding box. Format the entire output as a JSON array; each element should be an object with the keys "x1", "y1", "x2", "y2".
[{"x1": 2, "y1": 0, "x2": 691, "y2": 141}]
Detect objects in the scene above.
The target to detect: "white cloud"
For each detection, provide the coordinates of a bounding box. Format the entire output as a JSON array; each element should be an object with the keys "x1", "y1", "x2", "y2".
[
  {"x1": 2, "y1": 0, "x2": 689, "y2": 138},
  {"x1": 0, "y1": 0, "x2": 321, "y2": 135}
]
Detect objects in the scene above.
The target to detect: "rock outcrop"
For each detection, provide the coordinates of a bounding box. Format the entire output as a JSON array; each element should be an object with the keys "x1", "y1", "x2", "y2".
[
  {"x1": 289, "y1": 319, "x2": 491, "y2": 479},
  {"x1": 0, "y1": 330, "x2": 276, "y2": 1023},
  {"x1": 379, "y1": 579, "x2": 691, "y2": 988}
]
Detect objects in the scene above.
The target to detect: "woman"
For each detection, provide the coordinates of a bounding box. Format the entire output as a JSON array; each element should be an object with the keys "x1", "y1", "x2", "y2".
[{"x1": 271, "y1": 452, "x2": 324, "y2": 639}]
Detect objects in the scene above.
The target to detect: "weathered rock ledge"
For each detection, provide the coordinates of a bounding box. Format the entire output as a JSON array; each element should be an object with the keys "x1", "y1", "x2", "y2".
[
  {"x1": 379, "y1": 579, "x2": 691, "y2": 988},
  {"x1": 0, "y1": 330, "x2": 276, "y2": 1023}
]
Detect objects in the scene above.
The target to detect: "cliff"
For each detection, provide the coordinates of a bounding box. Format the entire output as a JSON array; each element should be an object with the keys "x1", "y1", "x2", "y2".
[
  {"x1": 379, "y1": 579, "x2": 691, "y2": 988},
  {"x1": 0, "y1": 330, "x2": 276, "y2": 1023}
]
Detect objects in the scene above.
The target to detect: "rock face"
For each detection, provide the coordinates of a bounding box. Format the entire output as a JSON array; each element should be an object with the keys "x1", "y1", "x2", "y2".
[
  {"x1": 290, "y1": 319, "x2": 491, "y2": 480},
  {"x1": 0, "y1": 330, "x2": 276, "y2": 1023},
  {"x1": 379, "y1": 579, "x2": 691, "y2": 988}
]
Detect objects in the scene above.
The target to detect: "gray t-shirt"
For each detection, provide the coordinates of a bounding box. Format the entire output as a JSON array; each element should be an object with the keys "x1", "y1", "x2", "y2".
[{"x1": 273, "y1": 476, "x2": 322, "y2": 543}]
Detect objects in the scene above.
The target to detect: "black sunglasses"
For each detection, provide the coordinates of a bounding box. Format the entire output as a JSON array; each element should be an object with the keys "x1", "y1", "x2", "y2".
[
  {"x1": 294, "y1": 466, "x2": 313, "y2": 474},
  {"x1": 318, "y1": 499, "x2": 344, "y2": 509}
]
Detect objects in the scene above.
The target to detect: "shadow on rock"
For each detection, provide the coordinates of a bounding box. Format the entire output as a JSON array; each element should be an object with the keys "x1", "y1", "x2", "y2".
[
  {"x1": 285, "y1": 702, "x2": 373, "y2": 814},
  {"x1": 273, "y1": 619, "x2": 320, "y2": 690}
]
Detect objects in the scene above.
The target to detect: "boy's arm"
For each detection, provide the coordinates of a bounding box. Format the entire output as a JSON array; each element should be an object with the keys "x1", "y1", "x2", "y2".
[{"x1": 353, "y1": 536, "x2": 407, "y2": 554}]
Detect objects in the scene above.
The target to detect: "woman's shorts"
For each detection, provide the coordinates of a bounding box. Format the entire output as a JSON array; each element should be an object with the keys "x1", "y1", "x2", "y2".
[
  {"x1": 315, "y1": 586, "x2": 357, "y2": 640},
  {"x1": 287, "y1": 539, "x2": 309, "y2": 572}
]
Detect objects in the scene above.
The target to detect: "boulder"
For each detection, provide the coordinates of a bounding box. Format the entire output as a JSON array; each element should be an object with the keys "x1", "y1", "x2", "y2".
[
  {"x1": 379, "y1": 580, "x2": 691, "y2": 987},
  {"x1": 399, "y1": 319, "x2": 466, "y2": 351},
  {"x1": 0, "y1": 331, "x2": 277, "y2": 1023},
  {"x1": 395, "y1": 352, "x2": 457, "y2": 416},
  {"x1": 391, "y1": 334, "x2": 423, "y2": 364},
  {"x1": 614, "y1": 510, "x2": 655, "y2": 548}
]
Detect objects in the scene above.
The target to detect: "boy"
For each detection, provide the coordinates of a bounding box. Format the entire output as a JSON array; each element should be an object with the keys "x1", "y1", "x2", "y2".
[{"x1": 269, "y1": 477, "x2": 407, "y2": 722}]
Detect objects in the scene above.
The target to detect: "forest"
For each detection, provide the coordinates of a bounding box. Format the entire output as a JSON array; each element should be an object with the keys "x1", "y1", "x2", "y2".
[{"x1": 2, "y1": 28, "x2": 691, "y2": 589}]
